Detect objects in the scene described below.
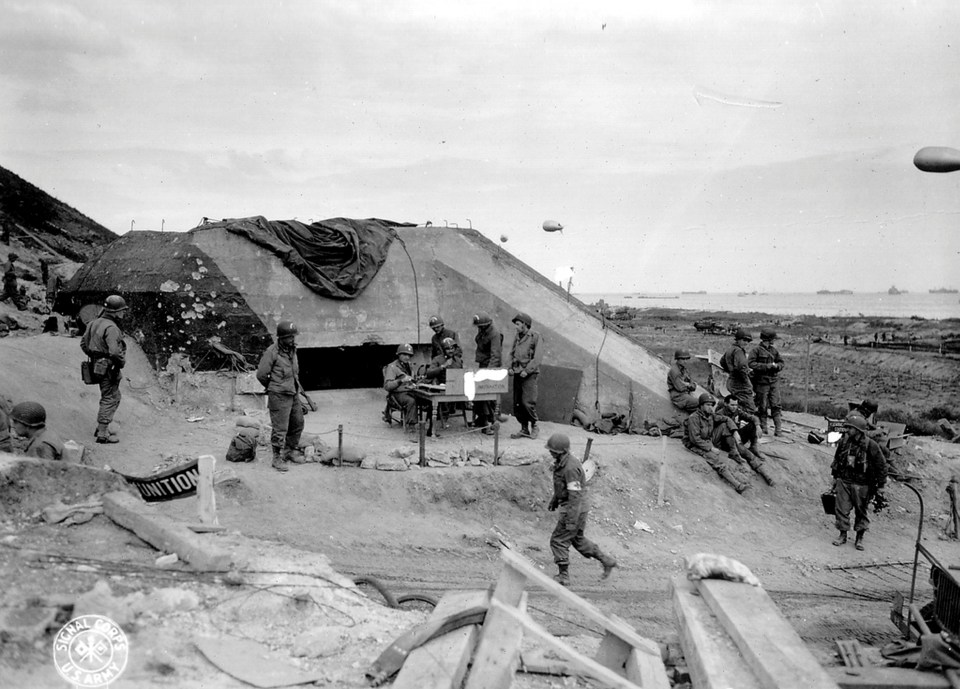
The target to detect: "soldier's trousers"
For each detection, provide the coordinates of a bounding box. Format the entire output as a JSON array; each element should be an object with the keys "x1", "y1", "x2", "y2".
[
  {"x1": 550, "y1": 504, "x2": 602, "y2": 566},
  {"x1": 513, "y1": 372, "x2": 539, "y2": 427},
  {"x1": 728, "y1": 380, "x2": 757, "y2": 414},
  {"x1": 97, "y1": 373, "x2": 122, "y2": 427},
  {"x1": 754, "y1": 380, "x2": 782, "y2": 424},
  {"x1": 268, "y1": 392, "x2": 304, "y2": 452},
  {"x1": 834, "y1": 478, "x2": 871, "y2": 532}
]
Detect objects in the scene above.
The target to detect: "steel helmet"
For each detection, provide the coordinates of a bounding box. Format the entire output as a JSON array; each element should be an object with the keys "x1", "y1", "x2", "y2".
[
  {"x1": 276, "y1": 321, "x2": 298, "y2": 337},
  {"x1": 698, "y1": 393, "x2": 716, "y2": 406},
  {"x1": 734, "y1": 328, "x2": 752, "y2": 342},
  {"x1": 674, "y1": 349, "x2": 691, "y2": 360},
  {"x1": 545, "y1": 433, "x2": 570, "y2": 453},
  {"x1": 845, "y1": 414, "x2": 869, "y2": 432},
  {"x1": 511, "y1": 312, "x2": 532, "y2": 328},
  {"x1": 397, "y1": 343, "x2": 414, "y2": 356},
  {"x1": 472, "y1": 313, "x2": 492, "y2": 327},
  {"x1": 10, "y1": 401, "x2": 46, "y2": 427},
  {"x1": 103, "y1": 295, "x2": 127, "y2": 312},
  {"x1": 760, "y1": 327, "x2": 778, "y2": 341},
  {"x1": 441, "y1": 337, "x2": 457, "y2": 349},
  {"x1": 428, "y1": 315, "x2": 444, "y2": 328}
]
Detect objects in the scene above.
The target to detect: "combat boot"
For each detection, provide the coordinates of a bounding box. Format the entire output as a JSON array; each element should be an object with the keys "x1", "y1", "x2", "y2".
[
  {"x1": 719, "y1": 466, "x2": 750, "y2": 494},
  {"x1": 756, "y1": 463, "x2": 776, "y2": 487},
  {"x1": 554, "y1": 564, "x2": 569, "y2": 587},
  {"x1": 271, "y1": 448, "x2": 288, "y2": 473},
  {"x1": 599, "y1": 554, "x2": 618, "y2": 580},
  {"x1": 759, "y1": 419, "x2": 769, "y2": 435},
  {"x1": 854, "y1": 530, "x2": 865, "y2": 551},
  {"x1": 529, "y1": 424, "x2": 540, "y2": 440},
  {"x1": 832, "y1": 531, "x2": 848, "y2": 546},
  {"x1": 773, "y1": 413, "x2": 783, "y2": 437},
  {"x1": 509, "y1": 425, "x2": 530, "y2": 439},
  {"x1": 95, "y1": 424, "x2": 119, "y2": 444}
]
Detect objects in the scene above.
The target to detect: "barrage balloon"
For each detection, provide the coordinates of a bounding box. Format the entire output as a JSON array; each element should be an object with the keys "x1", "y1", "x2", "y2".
[
  {"x1": 499, "y1": 234, "x2": 508, "y2": 243},
  {"x1": 542, "y1": 220, "x2": 564, "y2": 233}
]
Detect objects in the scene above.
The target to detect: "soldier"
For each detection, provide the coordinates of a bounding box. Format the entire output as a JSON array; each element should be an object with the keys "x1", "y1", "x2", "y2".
[
  {"x1": 847, "y1": 398, "x2": 891, "y2": 459},
  {"x1": 9, "y1": 401, "x2": 63, "y2": 461},
  {"x1": 1, "y1": 252, "x2": 23, "y2": 310},
  {"x1": 667, "y1": 349, "x2": 699, "y2": 413},
  {"x1": 472, "y1": 312, "x2": 503, "y2": 435},
  {"x1": 715, "y1": 395, "x2": 775, "y2": 486},
  {"x1": 830, "y1": 414, "x2": 886, "y2": 551},
  {"x1": 508, "y1": 312, "x2": 543, "y2": 440},
  {"x1": 721, "y1": 328, "x2": 757, "y2": 413},
  {"x1": 383, "y1": 343, "x2": 418, "y2": 436},
  {"x1": 425, "y1": 337, "x2": 463, "y2": 428},
  {"x1": 749, "y1": 327, "x2": 785, "y2": 435},
  {"x1": 545, "y1": 433, "x2": 617, "y2": 586},
  {"x1": 256, "y1": 321, "x2": 307, "y2": 472},
  {"x1": 682, "y1": 393, "x2": 751, "y2": 494},
  {"x1": 80, "y1": 295, "x2": 128, "y2": 443},
  {"x1": 427, "y1": 315, "x2": 459, "y2": 359}
]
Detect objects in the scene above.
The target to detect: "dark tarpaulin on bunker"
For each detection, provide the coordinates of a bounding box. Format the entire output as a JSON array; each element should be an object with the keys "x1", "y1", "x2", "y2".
[{"x1": 200, "y1": 216, "x2": 413, "y2": 299}]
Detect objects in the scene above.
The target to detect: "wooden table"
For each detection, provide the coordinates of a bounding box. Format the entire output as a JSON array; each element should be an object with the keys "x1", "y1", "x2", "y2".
[{"x1": 408, "y1": 388, "x2": 502, "y2": 466}]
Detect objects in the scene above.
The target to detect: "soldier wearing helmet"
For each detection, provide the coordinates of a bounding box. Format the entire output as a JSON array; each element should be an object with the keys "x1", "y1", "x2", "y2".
[
  {"x1": 384, "y1": 344, "x2": 418, "y2": 434},
  {"x1": 720, "y1": 328, "x2": 757, "y2": 414},
  {"x1": 508, "y1": 312, "x2": 543, "y2": 440},
  {"x1": 682, "y1": 393, "x2": 751, "y2": 494},
  {"x1": 256, "y1": 320, "x2": 307, "y2": 472},
  {"x1": 424, "y1": 338, "x2": 464, "y2": 428},
  {"x1": 748, "y1": 327, "x2": 785, "y2": 435},
  {"x1": 667, "y1": 349, "x2": 700, "y2": 413},
  {"x1": 472, "y1": 313, "x2": 502, "y2": 434},
  {"x1": 545, "y1": 433, "x2": 617, "y2": 586},
  {"x1": 9, "y1": 401, "x2": 63, "y2": 461},
  {"x1": 81, "y1": 294, "x2": 129, "y2": 443},
  {"x1": 427, "y1": 315, "x2": 459, "y2": 359},
  {"x1": 845, "y1": 398, "x2": 890, "y2": 458},
  {"x1": 830, "y1": 412, "x2": 887, "y2": 551},
  {"x1": 1, "y1": 252, "x2": 23, "y2": 310}
]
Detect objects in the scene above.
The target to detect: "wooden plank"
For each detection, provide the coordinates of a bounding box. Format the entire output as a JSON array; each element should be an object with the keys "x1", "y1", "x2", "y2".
[
  {"x1": 672, "y1": 576, "x2": 762, "y2": 689},
  {"x1": 464, "y1": 564, "x2": 528, "y2": 689},
  {"x1": 828, "y1": 666, "x2": 951, "y2": 689},
  {"x1": 625, "y1": 645, "x2": 672, "y2": 689},
  {"x1": 392, "y1": 590, "x2": 488, "y2": 689},
  {"x1": 698, "y1": 579, "x2": 839, "y2": 689},
  {"x1": 102, "y1": 491, "x2": 240, "y2": 572},
  {"x1": 196, "y1": 454, "x2": 218, "y2": 526},
  {"x1": 498, "y1": 547, "x2": 659, "y2": 657},
  {"x1": 486, "y1": 598, "x2": 640, "y2": 689}
]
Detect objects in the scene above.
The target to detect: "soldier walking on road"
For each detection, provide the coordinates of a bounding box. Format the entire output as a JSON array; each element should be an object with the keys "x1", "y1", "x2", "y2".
[
  {"x1": 667, "y1": 349, "x2": 699, "y2": 413},
  {"x1": 721, "y1": 328, "x2": 757, "y2": 413},
  {"x1": 830, "y1": 414, "x2": 886, "y2": 551},
  {"x1": 749, "y1": 327, "x2": 785, "y2": 435},
  {"x1": 508, "y1": 312, "x2": 543, "y2": 440},
  {"x1": 256, "y1": 321, "x2": 307, "y2": 472},
  {"x1": 81, "y1": 295, "x2": 128, "y2": 444},
  {"x1": 546, "y1": 433, "x2": 617, "y2": 587}
]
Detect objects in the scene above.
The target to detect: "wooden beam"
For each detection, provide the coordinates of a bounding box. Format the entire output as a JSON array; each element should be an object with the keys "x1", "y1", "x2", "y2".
[
  {"x1": 672, "y1": 576, "x2": 762, "y2": 689},
  {"x1": 698, "y1": 579, "x2": 839, "y2": 689},
  {"x1": 486, "y1": 598, "x2": 641, "y2": 689},
  {"x1": 392, "y1": 590, "x2": 488, "y2": 689},
  {"x1": 102, "y1": 491, "x2": 239, "y2": 572},
  {"x1": 463, "y1": 564, "x2": 528, "y2": 689},
  {"x1": 498, "y1": 547, "x2": 660, "y2": 657},
  {"x1": 828, "y1": 666, "x2": 951, "y2": 689}
]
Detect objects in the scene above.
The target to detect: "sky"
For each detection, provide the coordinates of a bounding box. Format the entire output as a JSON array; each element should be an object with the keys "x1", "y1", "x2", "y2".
[{"x1": 2, "y1": 0, "x2": 958, "y2": 294}]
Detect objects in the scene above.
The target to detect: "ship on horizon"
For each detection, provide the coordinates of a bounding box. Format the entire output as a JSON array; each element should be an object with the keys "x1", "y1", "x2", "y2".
[
  {"x1": 888, "y1": 285, "x2": 904, "y2": 295},
  {"x1": 817, "y1": 289, "x2": 853, "y2": 295},
  {"x1": 929, "y1": 287, "x2": 959, "y2": 294}
]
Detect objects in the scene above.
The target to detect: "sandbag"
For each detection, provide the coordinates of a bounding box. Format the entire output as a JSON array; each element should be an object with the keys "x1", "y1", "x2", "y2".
[
  {"x1": 319, "y1": 446, "x2": 366, "y2": 466},
  {"x1": 685, "y1": 552, "x2": 761, "y2": 587}
]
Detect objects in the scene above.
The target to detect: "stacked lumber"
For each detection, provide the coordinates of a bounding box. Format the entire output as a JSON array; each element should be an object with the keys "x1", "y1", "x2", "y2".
[{"x1": 672, "y1": 575, "x2": 840, "y2": 689}]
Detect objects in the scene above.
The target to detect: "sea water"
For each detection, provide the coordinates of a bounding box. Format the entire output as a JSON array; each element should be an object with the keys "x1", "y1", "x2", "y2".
[{"x1": 574, "y1": 292, "x2": 960, "y2": 320}]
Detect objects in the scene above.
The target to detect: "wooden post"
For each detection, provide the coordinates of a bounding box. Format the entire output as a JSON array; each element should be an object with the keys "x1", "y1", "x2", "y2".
[
  {"x1": 197, "y1": 454, "x2": 218, "y2": 526},
  {"x1": 418, "y1": 419, "x2": 426, "y2": 467},
  {"x1": 583, "y1": 437, "x2": 594, "y2": 463},
  {"x1": 803, "y1": 336, "x2": 811, "y2": 414},
  {"x1": 337, "y1": 424, "x2": 343, "y2": 468},
  {"x1": 657, "y1": 435, "x2": 667, "y2": 507},
  {"x1": 493, "y1": 399, "x2": 501, "y2": 466}
]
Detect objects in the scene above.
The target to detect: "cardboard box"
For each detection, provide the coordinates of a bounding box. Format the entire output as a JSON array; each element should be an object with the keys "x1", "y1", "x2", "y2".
[{"x1": 445, "y1": 368, "x2": 509, "y2": 396}]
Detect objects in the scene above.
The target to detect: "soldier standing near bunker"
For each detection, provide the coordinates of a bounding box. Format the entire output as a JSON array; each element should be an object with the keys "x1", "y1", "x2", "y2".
[
  {"x1": 508, "y1": 312, "x2": 543, "y2": 440},
  {"x1": 749, "y1": 327, "x2": 785, "y2": 436},
  {"x1": 546, "y1": 433, "x2": 617, "y2": 587},
  {"x1": 81, "y1": 295, "x2": 128, "y2": 444},
  {"x1": 721, "y1": 328, "x2": 757, "y2": 414},
  {"x1": 257, "y1": 321, "x2": 306, "y2": 473},
  {"x1": 472, "y1": 313, "x2": 502, "y2": 434}
]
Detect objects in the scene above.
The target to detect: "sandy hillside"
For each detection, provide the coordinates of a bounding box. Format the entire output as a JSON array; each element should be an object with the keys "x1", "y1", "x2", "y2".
[{"x1": 3, "y1": 331, "x2": 960, "y2": 687}]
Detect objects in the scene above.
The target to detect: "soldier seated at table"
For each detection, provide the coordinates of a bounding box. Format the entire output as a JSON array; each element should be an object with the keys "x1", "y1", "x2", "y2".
[
  {"x1": 384, "y1": 344, "x2": 418, "y2": 435},
  {"x1": 424, "y1": 337, "x2": 463, "y2": 427}
]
